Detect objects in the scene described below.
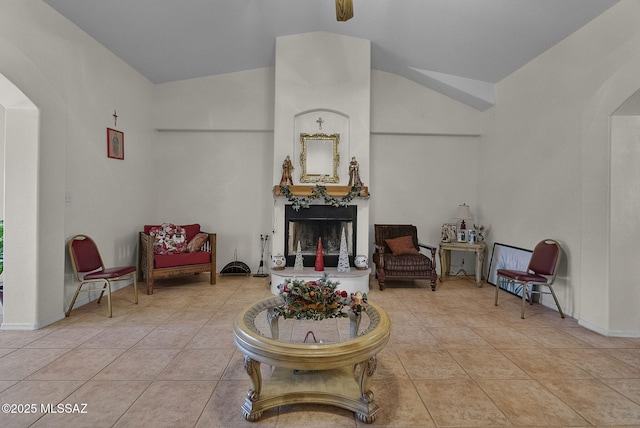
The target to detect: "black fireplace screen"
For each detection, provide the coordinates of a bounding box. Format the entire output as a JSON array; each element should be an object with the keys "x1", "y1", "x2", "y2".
[{"x1": 284, "y1": 205, "x2": 357, "y2": 267}]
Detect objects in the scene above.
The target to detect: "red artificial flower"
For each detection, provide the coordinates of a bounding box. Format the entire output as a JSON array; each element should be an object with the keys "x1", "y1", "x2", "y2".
[{"x1": 341, "y1": 290, "x2": 348, "y2": 298}]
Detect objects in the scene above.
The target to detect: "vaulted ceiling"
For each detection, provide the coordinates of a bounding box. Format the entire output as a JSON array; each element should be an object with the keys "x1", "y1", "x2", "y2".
[{"x1": 44, "y1": 0, "x2": 620, "y2": 110}]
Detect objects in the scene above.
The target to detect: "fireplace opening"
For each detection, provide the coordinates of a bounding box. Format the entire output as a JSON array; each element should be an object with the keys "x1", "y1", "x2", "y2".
[{"x1": 284, "y1": 205, "x2": 357, "y2": 267}]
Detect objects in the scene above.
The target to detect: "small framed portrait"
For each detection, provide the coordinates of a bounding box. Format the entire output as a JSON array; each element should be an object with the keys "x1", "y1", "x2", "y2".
[
  {"x1": 107, "y1": 128, "x2": 124, "y2": 160},
  {"x1": 441, "y1": 223, "x2": 457, "y2": 242},
  {"x1": 467, "y1": 230, "x2": 477, "y2": 244},
  {"x1": 457, "y1": 229, "x2": 467, "y2": 243}
]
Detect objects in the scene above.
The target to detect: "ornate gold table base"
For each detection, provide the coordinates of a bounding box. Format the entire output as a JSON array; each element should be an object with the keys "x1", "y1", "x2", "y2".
[
  {"x1": 241, "y1": 356, "x2": 379, "y2": 423},
  {"x1": 233, "y1": 297, "x2": 391, "y2": 423}
]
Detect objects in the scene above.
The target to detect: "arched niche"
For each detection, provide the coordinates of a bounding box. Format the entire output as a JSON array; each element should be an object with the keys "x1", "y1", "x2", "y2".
[{"x1": 294, "y1": 109, "x2": 350, "y2": 185}]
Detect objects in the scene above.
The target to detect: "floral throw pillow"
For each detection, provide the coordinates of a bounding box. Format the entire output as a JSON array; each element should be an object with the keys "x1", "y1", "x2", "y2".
[
  {"x1": 187, "y1": 232, "x2": 209, "y2": 253},
  {"x1": 149, "y1": 223, "x2": 187, "y2": 255}
]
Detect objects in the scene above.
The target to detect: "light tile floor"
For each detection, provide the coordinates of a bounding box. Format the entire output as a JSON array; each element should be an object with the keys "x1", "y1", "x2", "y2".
[{"x1": 0, "y1": 274, "x2": 639, "y2": 427}]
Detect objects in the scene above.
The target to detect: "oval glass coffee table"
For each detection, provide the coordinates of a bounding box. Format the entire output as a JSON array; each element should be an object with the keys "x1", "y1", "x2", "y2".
[{"x1": 233, "y1": 296, "x2": 391, "y2": 423}]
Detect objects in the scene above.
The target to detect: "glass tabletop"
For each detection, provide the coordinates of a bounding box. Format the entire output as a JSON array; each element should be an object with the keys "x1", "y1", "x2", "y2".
[{"x1": 239, "y1": 296, "x2": 378, "y2": 345}]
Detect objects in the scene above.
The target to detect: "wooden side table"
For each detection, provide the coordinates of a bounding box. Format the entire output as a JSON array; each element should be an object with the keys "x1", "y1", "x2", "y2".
[{"x1": 439, "y1": 241, "x2": 487, "y2": 287}]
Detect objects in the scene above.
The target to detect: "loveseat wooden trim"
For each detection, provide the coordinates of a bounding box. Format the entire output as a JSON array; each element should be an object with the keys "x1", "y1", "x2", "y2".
[{"x1": 138, "y1": 232, "x2": 216, "y2": 295}]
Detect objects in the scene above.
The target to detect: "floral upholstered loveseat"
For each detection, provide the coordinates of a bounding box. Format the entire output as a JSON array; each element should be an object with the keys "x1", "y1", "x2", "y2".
[{"x1": 139, "y1": 223, "x2": 216, "y2": 294}]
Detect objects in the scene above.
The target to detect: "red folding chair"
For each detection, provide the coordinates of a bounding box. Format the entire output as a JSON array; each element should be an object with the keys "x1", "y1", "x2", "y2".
[
  {"x1": 495, "y1": 239, "x2": 564, "y2": 319},
  {"x1": 67, "y1": 234, "x2": 138, "y2": 317}
]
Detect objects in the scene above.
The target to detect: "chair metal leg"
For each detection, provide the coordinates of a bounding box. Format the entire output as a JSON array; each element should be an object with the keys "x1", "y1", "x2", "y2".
[
  {"x1": 547, "y1": 285, "x2": 565, "y2": 318},
  {"x1": 106, "y1": 281, "x2": 112, "y2": 318},
  {"x1": 495, "y1": 277, "x2": 516, "y2": 306},
  {"x1": 96, "y1": 280, "x2": 107, "y2": 304},
  {"x1": 133, "y1": 273, "x2": 139, "y2": 304},
  {"x1": 521, "y1": 288, "x2": 528, "y2": 319},
  {"x1": 65, "y1": 284, "x2": 84, "y2": 317}
]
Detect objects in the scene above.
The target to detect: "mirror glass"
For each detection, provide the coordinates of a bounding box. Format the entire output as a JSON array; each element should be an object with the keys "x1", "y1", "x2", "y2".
[{"x1": 299, "y1": 133, "x2": 340, "y2": 183}]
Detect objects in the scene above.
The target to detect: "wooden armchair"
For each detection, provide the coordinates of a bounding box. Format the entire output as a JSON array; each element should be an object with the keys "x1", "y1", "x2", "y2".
[{"x1": 372, "y1": 224, "x2": 437, "y2": 291}]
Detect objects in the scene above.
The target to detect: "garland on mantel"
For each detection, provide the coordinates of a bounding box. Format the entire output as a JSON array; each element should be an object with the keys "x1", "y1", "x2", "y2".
[{"x1": 279, "y1": 184, "x2": 368, "y2": 211}]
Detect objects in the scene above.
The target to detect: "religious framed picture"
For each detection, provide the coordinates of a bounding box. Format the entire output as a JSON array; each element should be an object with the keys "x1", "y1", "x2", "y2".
[
  {"x1": 487, "y1": 243, "x2": 533, "y2": 297},
  {"x1": 107, "y1": 128, "x2": 124, "y2": 160}
]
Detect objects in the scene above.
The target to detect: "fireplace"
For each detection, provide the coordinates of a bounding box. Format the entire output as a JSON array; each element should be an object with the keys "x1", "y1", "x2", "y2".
[{"x1": 285, "y1": 205, "x2": 357, "y2": 267}]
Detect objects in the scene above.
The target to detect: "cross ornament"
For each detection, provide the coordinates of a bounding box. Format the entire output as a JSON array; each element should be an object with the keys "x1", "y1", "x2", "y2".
[
  {"x1": 316, "y1": 117, "x2": 324, "y2": 130},
  {"x1": 113, "y1": 110, "x2": 118, "y2": 127}
]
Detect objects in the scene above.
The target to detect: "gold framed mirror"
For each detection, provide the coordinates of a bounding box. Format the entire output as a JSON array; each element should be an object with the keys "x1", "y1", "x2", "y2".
[{"x1": 299, "y1": 133, "x2": 340, "y2": 183}]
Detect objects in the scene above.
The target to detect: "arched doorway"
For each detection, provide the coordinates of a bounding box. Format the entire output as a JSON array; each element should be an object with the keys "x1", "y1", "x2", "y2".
[
  {"x1": 0, "y1": 73, "x2": 40, "y2": 328},
  {"x1": 580, "y1": 56, "x2": 640, "y2": 336}
]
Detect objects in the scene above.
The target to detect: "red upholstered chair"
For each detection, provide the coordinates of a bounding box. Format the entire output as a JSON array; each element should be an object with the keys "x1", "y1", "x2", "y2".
[
  {"x1": 67, "y1": 234, "x2": 138, "y2": 318},
  {"x1": 139, "y1": 224, "x2": 216, "y2": 294},
  {"x1": 373, "y1": 224, "x2": 437, "y2": 291},
  {"x1": 495, "y1": 239, "x2": 564, "y2": 319}
]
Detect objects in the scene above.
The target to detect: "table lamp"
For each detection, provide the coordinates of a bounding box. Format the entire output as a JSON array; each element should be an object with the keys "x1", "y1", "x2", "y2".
[{"x1": 455, "y1": 204, "x2": 473, "y2": 230}]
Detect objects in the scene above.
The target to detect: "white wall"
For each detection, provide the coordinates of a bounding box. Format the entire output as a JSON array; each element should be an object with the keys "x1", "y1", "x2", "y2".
[
  {"x1": 153, "y1": 68, "x2": 274, "y2": 132},
  {"x1": 1, "y1": 92, "x2": 39, "y2": 328},
  {"x1": 370, "y1": 134, "x2": 480, "y2": 254},
  {"x1": 371, "y1": 71, "x2": 484, "y2": 136},
  {"x1": 480, "y1": 0, "x2": 640, "y2": 336},
  {"x1": 153, "y1": 52, "x2": 484, "y2": 275},
  {"x1": 272, "y1": 32, "x2": 372, "y2": 263},
  {"x1": 580, "y1": 50, "x2": 640, "y2": 336},
  {"x1": 0, "y1": 1, "x2": 156, "y2": 328},
  {"x1": 611, "y1": 114, "x2": 640, "y2": 333},
  {"x1": 4, "y1": 0, "x2": 638, "y2": 335},
  {"x1": 153, "y1": 130, "x2": 274, "y2": 270},
  {"x1": 370, "y1": 71, "x2": 484, "y2": 273},
  {"x1": 153, "y1": 68, "x2": 275, "y2": 270}
]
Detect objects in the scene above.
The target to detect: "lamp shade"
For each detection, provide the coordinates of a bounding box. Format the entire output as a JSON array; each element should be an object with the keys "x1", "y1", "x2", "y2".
[{"x1": 455, "y1": 204, "x2": 473, "y2": 221}]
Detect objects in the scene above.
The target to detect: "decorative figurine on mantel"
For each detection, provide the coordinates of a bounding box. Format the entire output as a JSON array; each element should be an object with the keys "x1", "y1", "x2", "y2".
[
  {"x1": 272, "y1": 254, "x2": 286, "y2": 270},
  {"x1": 280, "y1": 155, "x2": 294, "y2": 186},
  {"x1": 294, "y1": 241, "x2": 304, "y2": 271},
  {"x1": 348, "y1": 156, "x2": 364, "y2": 187},
  {"x1": 315, "y1": 237, "x2": 325, "y2": 271},
  {"x1": 337, "y1": 227, "x2": 350, "y2": 273}
]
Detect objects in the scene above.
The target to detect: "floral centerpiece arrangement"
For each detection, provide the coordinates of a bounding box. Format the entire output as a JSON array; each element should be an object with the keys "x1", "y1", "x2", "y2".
[{"x1": 274, "y1": 273, "x2": 367, "y2": 321}]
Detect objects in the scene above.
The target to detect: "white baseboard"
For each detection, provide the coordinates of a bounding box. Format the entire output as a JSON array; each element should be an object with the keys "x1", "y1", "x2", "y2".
[{"x1": 578, "y1": 318, "x2": 640, "y2": 338}]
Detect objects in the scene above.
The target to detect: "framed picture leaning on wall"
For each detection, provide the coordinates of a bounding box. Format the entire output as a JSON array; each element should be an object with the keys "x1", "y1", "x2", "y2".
[{"x1": 487, "y1": 243, "x2": 533, "y2": 297}]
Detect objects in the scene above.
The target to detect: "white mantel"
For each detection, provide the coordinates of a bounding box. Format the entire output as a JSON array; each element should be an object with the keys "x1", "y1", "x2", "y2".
[{"x1": 271, "y1": 32, "x2": 371, "y2": 275}]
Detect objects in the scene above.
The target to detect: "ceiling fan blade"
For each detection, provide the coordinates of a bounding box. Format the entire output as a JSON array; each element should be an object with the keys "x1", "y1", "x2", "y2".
[{"x1": 336, "y1": 0, "x2": 354, "y2": 22}]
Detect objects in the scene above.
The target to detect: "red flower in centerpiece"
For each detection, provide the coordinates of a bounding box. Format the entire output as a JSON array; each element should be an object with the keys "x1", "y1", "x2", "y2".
[{"x1": 275, "y1": 275, "x2": 368, "y2": 320}]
